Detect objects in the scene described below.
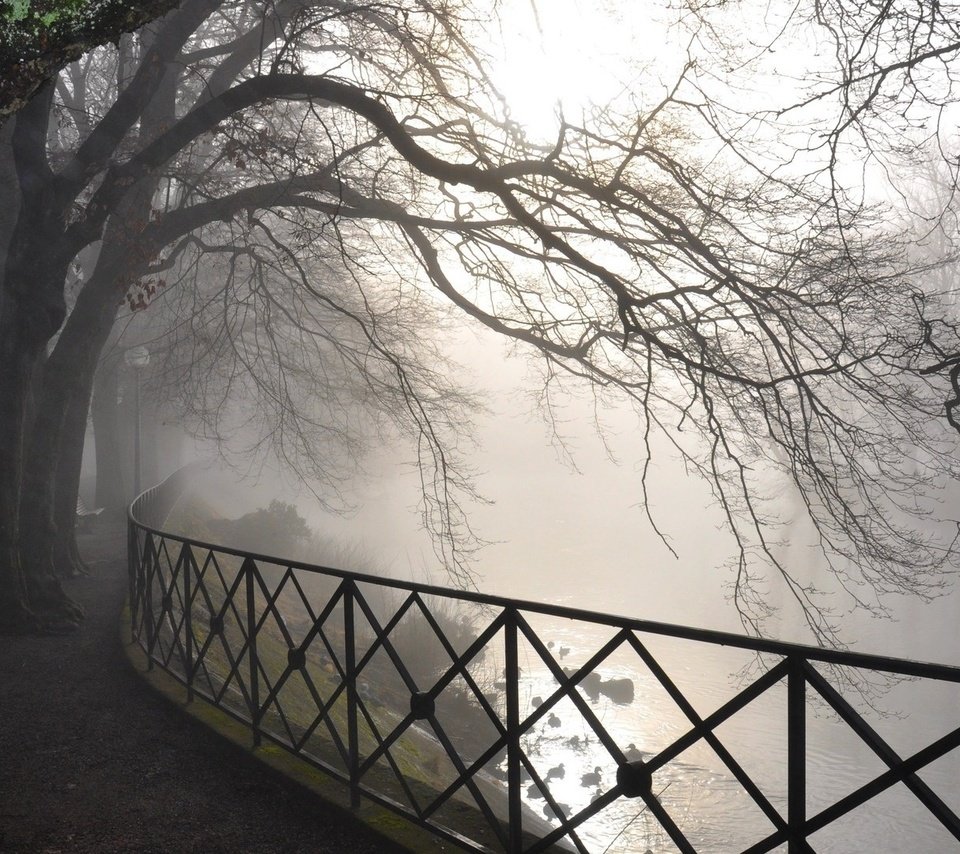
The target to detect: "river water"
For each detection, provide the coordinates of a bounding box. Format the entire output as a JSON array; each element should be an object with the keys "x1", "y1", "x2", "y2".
[{"x1": 189, "y1": 334, "x2": 960, "y2": 852}]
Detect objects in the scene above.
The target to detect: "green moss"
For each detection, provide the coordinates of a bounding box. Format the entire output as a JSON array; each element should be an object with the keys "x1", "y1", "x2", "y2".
[{"x1": 2, "y1": 0, "x2": 83, "y2": 28}]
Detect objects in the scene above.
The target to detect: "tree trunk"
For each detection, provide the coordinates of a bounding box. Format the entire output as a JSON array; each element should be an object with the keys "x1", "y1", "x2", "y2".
[
  {"x1": 20, "y1": 355, "x2": 98, "y2": 581},
  {"x1": 0, "y1": 284, "x2": 83, "y2": 632},
  {"x1": 0, "y1": 309, "x2": 44, "y2": 631},
  {"x1": 0, "y1": 84, "x2": 82, "y2": 633},
  {"x1": 93, "y1": 357, "x2": 126, "y2": 513},
  {"x1": 20, "y1": 248, "x2": 129, "y2": 581}
]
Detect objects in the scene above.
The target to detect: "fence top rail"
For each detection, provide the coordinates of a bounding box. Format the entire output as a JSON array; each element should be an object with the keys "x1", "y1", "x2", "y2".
[
  {"x1": 127, "y1": 462, "x2": 205, "y2": 529},
  {"x1": 128, "y1": 494, "x2": 960, "y2": 684}
]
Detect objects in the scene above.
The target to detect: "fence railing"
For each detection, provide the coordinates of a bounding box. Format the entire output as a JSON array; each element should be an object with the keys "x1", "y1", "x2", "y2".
[{"x1": 128, "y1": 476, "x2": 960, "y2": 853}]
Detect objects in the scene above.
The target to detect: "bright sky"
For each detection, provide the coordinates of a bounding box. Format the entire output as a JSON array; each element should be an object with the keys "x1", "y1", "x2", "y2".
[{"x1": 488, "y1": 0, "x2": 684, "y2": 140}]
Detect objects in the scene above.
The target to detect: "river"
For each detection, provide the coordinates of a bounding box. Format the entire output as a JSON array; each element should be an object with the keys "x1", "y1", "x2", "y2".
[{"x1": 187, "y1": 333, "x2": 960, "y2": 852}]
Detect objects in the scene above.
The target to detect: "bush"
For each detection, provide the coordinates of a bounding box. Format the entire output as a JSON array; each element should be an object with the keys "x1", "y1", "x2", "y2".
[{"x1": 208, "y1": 499, "x2": 311, "y2": 556}]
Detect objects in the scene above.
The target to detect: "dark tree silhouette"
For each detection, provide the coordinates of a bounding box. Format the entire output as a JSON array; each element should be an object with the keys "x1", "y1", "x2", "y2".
[{"x1": 2, "y1": 0, "x2": 960, "y2": 640}]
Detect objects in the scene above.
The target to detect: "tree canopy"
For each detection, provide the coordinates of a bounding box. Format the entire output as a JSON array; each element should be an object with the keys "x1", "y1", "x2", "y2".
[
  {"x1": 2, "y1": 0, "x2": 960, "y2": 640},
  {"x1": 0, "y1": 0, "x2": 180, "y2": 117}
]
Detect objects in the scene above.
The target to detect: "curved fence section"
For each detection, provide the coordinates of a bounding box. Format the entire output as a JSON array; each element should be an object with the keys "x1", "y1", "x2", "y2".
[
  {"x1": 128, "y1": 463, "x2": 204, "y2": 530},
  {"x1": 128, "y1": 488, "x2": 960, "y2": 853}
]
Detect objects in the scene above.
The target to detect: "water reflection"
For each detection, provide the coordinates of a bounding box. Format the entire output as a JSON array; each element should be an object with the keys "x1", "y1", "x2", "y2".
[
  {"x1": 180, "y1": 469, "x2": 960, "y2": 851},
  {"x1": 475, "y1": 617, "x2": 960, "y2": 853}
]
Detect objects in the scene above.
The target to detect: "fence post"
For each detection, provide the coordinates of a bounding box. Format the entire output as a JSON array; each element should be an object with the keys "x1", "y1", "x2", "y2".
[
  {"x1": 128, "y1": 520, "x2": 138, "y2": 637},
  {"x1": 788, "y1": 656, "x2": 806, "y2": 852},
  {"x1": 144, "y1": 533, "x2": 155, "y2": 671},
  {"x1": 244, "y1": 557, "x2": 261, "y2": 748},
  {"x1": 505, "y1": 608, "x2": 522, "y2": 853},
  {"x1": 344, "y1": 580, "x2": 361, "y2": 809},
  {"x1": 182, "y1": 543, "x2": 194, "y2": 703}
]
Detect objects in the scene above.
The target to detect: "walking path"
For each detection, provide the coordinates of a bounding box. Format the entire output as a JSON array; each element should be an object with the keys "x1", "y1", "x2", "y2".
[{"x1": 0, "y1": 521, "x2": 420, "y2": 853}]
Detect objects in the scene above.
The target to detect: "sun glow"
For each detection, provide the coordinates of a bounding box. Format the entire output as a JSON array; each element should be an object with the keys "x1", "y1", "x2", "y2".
[{"x1": 489, "y1": 0, "x2": 675, "y2": 140}]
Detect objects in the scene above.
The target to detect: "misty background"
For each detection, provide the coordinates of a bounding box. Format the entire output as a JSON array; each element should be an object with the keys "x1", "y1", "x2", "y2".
[{"x1": 85, "y1": 314, "x2": 960, "y2": 663}]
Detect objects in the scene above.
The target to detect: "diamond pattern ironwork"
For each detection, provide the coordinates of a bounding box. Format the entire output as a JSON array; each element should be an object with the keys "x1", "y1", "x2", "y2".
[{"x1": 129, "y1": 471, "x2": 960, "y2": 853}]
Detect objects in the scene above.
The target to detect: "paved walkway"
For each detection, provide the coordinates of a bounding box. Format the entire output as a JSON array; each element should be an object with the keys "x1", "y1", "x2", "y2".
[{"x1": 0, "y1": 522, "x2": 412, "y2": 853}]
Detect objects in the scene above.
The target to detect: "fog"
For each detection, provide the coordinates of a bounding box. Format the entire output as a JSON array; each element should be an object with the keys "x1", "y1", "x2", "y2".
[
  {"x1": 123, "y1": 317, "x2": 960, "y2": 667},
  {"x1": 12, "y1": 0, "x2": 960, "y2": 849},
  {"x1": 314, "y1": 335, "x2": 960, "y2": 664},
  {"x1": 120, "y1": 322, "x2": 960, "y2": 852}
]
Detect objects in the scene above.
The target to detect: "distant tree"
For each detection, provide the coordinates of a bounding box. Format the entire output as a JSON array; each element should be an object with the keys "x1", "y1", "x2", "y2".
[
  {"x1": 2, "y1": 0, "x2": 960, "y2": 644},
  {"x1": 208, "y1": 499, "x2": 311, "y2": 555},
  {"x1": 134, "y1": 214, "x2": 478, "y2": 528}
]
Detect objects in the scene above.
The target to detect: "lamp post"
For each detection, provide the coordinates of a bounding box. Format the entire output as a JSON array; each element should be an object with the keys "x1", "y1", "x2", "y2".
[{"x1": 124, "y1": 346, "x2": 150, "y2": 497}]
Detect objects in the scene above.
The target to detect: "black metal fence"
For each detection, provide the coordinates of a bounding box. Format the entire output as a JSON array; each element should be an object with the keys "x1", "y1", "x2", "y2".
[{"x1": 128, "y1": 473, "x2": 960, "y2": 853}]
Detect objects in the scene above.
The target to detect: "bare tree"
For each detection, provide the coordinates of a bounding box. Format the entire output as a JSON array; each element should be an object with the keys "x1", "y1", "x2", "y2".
[
  {"x1": 117, "y1": 209, "x2": 484, "y2": 583},
  {"x1": 2, "y1": 0, "x2": 959, "y2": 642}
]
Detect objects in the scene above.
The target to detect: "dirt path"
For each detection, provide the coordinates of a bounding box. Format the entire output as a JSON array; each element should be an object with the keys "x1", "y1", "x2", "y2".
[{"x1": 0, "y1": 522, "x2": 410, "y2": 853}]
